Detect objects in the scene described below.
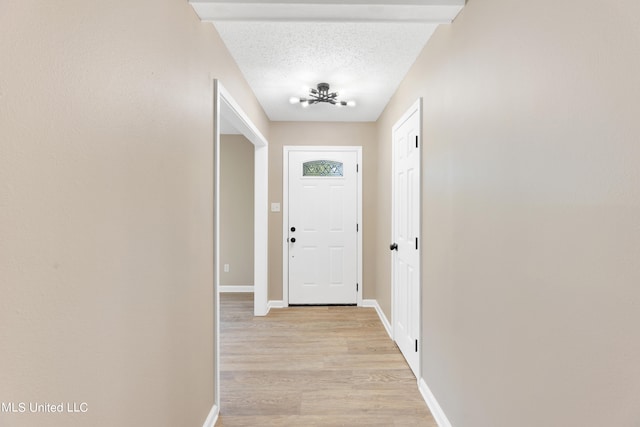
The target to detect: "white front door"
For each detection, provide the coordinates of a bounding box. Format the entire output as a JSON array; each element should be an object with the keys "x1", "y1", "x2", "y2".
[
  {"x1": 287, "y1": 150, "x2": 358, "y2": 305},
  {"x1": 392, "y1": 100, "x2": 421, "y2": 378}
]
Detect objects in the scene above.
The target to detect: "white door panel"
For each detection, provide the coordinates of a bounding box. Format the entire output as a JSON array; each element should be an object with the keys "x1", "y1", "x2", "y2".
[
  {"x1": 392, "y1": 101, "x2": 421, "y2": 378},
  {"x1": 288, "y1": 151, "x2": 358, "y2": 305}
]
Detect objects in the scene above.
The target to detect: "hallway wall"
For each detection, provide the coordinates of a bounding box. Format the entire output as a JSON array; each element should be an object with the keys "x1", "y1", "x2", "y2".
[
  {"x1": 267, "y1": 122, "x2": 378, "y2": 301},
  {"x1": 0, "y1": 1, "x2": 268, "y2": 426},
  {"x1": 375, "y1": 0, "x2": 640, "y2": 426},
  {"x1": 220, "y1": 134, "x2": 255, "y2": 286}
]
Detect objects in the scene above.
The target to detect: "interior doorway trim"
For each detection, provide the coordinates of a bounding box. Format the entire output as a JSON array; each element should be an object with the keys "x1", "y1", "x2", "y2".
[
  {"x1": 282, "y1": 146, "x2": 363, "y2": 306},
  {"x1": 215, "y1": 81, "x2": 269, "y2": 316},
  {"x1": 214, "y1": 80, "x2": 269, "y2": 409}
]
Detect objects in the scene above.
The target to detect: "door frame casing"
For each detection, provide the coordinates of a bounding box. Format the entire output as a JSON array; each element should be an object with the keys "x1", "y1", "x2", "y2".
[
  {"x1": 214, "y1": 80, "x2": 269, "y2": 410},
  {"x1": 215, "y1": 81, "x2": 269, "y2": 316},
  {"x1": 391, "y1": 98, "x2": 422, "y2": 378},
  {"x1": 282, "y1": 146, "x2": 363, "y2": 307}
]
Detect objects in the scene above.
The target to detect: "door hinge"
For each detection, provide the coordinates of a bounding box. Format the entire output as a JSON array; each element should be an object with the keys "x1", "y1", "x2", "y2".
[
  {"x1": 357, "y1": 223, "x2": 359, "y2": 232},
  {"x1": 415, "y1": 237, "x2": 419, "y2": 250},
  {"x1": 416, "y1": 135, "x2": 419, "y2": 148},
  {"x1": 356, "y1": 283, "x2": 359, "y2": 291},
  {"x1": 356, "y1": 164, "x2": 359, "y2": 172},
  {"x1": 415, "y1": 339, "x2": 418, "y2": 352}
]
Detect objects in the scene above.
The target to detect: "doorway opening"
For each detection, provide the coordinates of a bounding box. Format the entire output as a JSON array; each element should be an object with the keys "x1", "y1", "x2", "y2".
[{"x1": 213, "y1": 81, "x2": 269, "y2": 411}]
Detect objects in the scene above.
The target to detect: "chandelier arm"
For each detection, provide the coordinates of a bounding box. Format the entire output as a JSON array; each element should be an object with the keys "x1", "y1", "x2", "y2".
[{"x1": 293, "y1": 82, "x2": 355, "y2": 107}]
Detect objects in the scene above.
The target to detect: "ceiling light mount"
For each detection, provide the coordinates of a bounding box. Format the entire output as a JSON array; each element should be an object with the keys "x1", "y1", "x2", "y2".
[{"x1": 289, "y1": 83, "x2": 356, "y2": 108}]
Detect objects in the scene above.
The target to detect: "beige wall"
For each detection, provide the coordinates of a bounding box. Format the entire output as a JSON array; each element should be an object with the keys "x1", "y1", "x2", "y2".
[
  {"x1": 268, "y1": 122, "x2": 378, "y2": 301},
  {"x1": 0, "y1": 1, "x2": 267, "y2": 426},
  {"x1": 376, "y1": 0, "x2": 640, "y2": 426},
  {"x1": 220, "y1": 134, "x2": 255, "y2": 286}
]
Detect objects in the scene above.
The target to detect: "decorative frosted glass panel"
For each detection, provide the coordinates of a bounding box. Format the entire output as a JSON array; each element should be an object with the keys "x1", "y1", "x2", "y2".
[{"x1": 303, "y1": 160, "x2": 343, "y2": 177}]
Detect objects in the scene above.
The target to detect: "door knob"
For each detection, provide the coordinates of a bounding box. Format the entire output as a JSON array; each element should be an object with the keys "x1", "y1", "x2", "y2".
[
  {"x1": 291, "y1": 227, "x2": 296, "y2": 232},
  {"x1": 390, "y1": 243, "x2": 398, "y2": 251},
  {"x1": 290, "y1": 237, "x2": 296, "y2": 243}
]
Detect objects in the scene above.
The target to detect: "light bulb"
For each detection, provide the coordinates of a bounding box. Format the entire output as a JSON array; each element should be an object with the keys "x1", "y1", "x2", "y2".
[
  {"x1": 289, "y1": 97, "x2": 300, "y2": 104},
  {"x1": 301, "y1": 100, "x2": 309, "y2": 108},
  {"x1": 347, "y1": 100, "x2": 356, "y2": 107}
]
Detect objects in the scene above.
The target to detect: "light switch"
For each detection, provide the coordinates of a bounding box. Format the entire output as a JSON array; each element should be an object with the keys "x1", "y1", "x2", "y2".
[{"x1": 271, "y1": 203, "x2": 281, "y2": 212}]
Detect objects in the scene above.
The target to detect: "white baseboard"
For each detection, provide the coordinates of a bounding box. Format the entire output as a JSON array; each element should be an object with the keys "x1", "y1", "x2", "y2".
[
  {"x1": 267, "y1": 300, "x2": 285, "y2": 312},
  {"x1": 419, "y1": 378, "x2": 452, "y2": 427},
  {"x1": 219, "y1": 285, "x2": 254, "y2": 293},
  {"x1": 361, "y1": 299, "x2": 393, "y2": 339},
  {"x1": 202, "y1": 404, "x2": 219, "y2": 427}
]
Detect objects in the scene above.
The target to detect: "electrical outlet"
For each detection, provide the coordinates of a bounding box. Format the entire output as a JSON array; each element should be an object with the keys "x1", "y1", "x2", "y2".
[{"x1": 224, "y1": 264, "x2": 229, "y2": 273}]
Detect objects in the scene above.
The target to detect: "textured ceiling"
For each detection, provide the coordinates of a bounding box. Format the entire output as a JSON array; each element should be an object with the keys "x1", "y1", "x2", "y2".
[
  {"x1": 190, "y1": 1, "x2": 464, "y2": 122},
  {"x1": 214, "y1": 21, "x2": 437, "y2": 122}
]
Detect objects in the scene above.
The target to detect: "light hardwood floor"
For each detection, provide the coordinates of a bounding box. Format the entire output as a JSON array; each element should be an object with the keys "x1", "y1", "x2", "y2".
[{"x1": 215, "y1": 293, "x2": 437, "y2": 427}]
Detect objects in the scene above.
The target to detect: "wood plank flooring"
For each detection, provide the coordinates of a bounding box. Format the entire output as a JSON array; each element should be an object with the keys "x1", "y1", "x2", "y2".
[{"x1": 216, "y1": 293, "x2": 437, "y2": 427}]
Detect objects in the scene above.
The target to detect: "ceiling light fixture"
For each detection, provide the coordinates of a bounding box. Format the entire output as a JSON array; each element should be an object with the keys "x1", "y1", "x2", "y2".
[{"x1": 289, "y1": 83, "x2": 356, "y2": 108}]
